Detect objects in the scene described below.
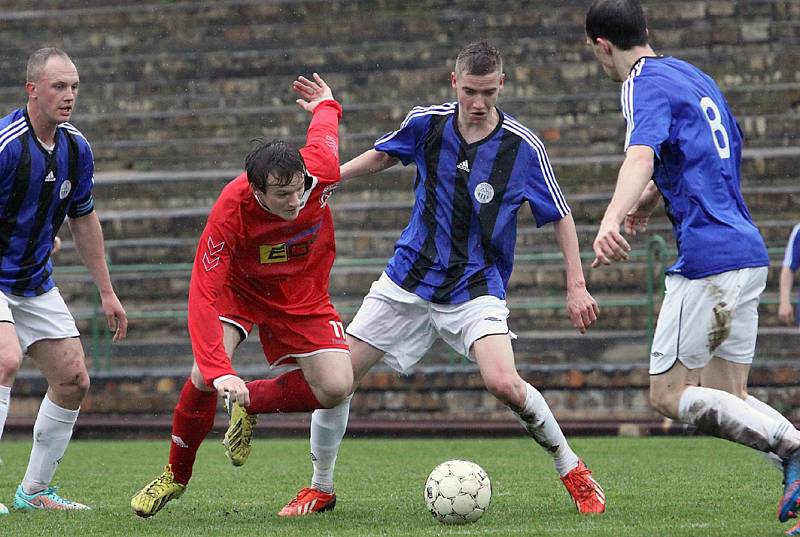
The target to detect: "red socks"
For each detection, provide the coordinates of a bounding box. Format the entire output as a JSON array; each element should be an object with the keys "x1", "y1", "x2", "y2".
[
  {"x1": 246, "y1": 369, "x2": 322, "y2": 414},
  {"x1": 169, "y1": 379, "x2": 217, "y2": 485}
]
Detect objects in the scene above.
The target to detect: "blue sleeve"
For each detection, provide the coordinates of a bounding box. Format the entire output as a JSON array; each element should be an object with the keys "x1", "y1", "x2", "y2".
[
  {"x1": 67, "y1": 142, "x2": 95, "y2": 218},
  {"x1": 373, "y1": 107, "x2": 429, "y2": 166},
  {"x1": 784, "y1": 224, "x2": 800, "y2": 271},
  {"x1": 521, "y1": 141, "x2": 570, "y2": 227},
  {"x1": 623, "y1": 75, "x2": 672, "y2": 157}
]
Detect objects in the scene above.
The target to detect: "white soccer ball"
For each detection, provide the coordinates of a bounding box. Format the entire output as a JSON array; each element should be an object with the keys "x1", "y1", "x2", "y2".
[{"x1": 424, "y1": 459, "x2": 491, "y2": 524}]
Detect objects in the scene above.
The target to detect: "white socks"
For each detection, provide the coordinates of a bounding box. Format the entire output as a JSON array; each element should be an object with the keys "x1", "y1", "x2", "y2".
[
  {"x1": 0, "y1": 385, "x2": 10, "y2": 441},
  {"x1": 21, "y1": 395, "x2": 79, "y2": 494},
  {"x1": 510, "y1": 382, "x2": 579, "y2": 477},
  {"x1": 745, "y1": 395, "x2": 796, "y2": 470},
  {"x1": 310, "y1": 394, "x2": 352, "y2": 493},
  {"x1": 678, "y1": 386, "x2": 800, "y2": 459}
]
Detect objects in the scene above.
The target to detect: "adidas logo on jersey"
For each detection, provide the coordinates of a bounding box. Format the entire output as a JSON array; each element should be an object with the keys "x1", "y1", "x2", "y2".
[
  {"x1": 457, "y1": 160, "x2": 470, "y2": 173},
  {"x1": 44, "y1": 171, "x2": 56, "y2": 182}
]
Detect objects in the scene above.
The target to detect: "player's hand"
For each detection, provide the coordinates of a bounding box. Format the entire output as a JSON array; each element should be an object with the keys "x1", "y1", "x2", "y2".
[
  {"x1": 51, "y1": 236, "x2": 62, "y2": 255},
  {"x1": 566, "y1": 284, "x2": 599, "y2": 334},
  {"x1": 779, "y1": 301, "x2": 795, "y2": 326},
  {"x1": 293, "y1": 73, "x2": 334, "y2": 113},
  {"x1": 623, "y1": 209, "x2": 650, "y2": 236},
  {"x1": 592, "y1": 220, "x2": 631, "y2": 268},
  {"x1": 100, "y1": 292, "x2": 128, "y2": 342},
  {"x1": 217, "y1": 376, "x2": 250, "y2": 406},
  {"x1": 623, "y1": 181, "x2": 660, "y2": 236}
]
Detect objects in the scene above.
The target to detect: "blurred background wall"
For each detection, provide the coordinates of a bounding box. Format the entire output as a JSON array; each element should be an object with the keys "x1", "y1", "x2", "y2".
[{"x1": 1, "y1": 0, "x2": 798, "y2": 435}]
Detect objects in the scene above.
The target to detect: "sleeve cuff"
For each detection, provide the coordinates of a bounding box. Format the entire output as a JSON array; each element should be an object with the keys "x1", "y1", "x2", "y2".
[{"x1": 212, "y1": 374, "x2": 238, "y2": 390}]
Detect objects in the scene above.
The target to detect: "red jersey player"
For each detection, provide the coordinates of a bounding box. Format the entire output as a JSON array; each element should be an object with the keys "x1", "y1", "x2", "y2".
[{"x1": 130, "y1": 73, "x2": 353, "y2": 518}]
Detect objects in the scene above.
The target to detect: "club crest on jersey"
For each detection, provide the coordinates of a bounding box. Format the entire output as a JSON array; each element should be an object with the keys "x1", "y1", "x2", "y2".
[
  {"x1": 320, "y1": 184, "x2": 337, "y2": 208},
  {"x1": 59, "y1": 180, "x2": 71, "y2": 199},
  {"x1": 474, "y1": 182, "x2": 494, "y2": 204}
]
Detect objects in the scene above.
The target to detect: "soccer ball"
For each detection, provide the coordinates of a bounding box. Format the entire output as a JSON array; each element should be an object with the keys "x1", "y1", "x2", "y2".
[{"x1": 424, "y1": 459, "x2": 491, "y2": 524}]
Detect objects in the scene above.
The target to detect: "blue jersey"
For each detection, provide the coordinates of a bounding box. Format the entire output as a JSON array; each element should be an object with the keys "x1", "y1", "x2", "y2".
[
  {"x1": 374, "y1": 102, "x2": 569, "y2": 304},
  {"x1": 784, "y1": 224, "x2": 800, "y2": 322},
  {"x1": 0, "y1": 109, "x2": 95, "y2": 296},
  {"x1": 623, "y1": 56, "x2": 768, "y2": 278}
]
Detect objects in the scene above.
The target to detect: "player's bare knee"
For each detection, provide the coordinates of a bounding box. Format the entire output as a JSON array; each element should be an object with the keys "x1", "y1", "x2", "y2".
[
  {"x1": 649, "y1": 385, "x2": 679, "y2": 418},
  {"x1": 0, "y1": 348, "x2": 22, "y2": 383},
  {"x1": 484, "y1": 375, "x2": 524, "y2": 407},
  {"x1": 315, "y1": 378, "x2": 351, "y2": 408},
  {"x1": 53, "y1": 369, "x2": 90, "y2": 402},
  {"x1": 189, "y1": 365, "x2": 213, "y2": 392}
]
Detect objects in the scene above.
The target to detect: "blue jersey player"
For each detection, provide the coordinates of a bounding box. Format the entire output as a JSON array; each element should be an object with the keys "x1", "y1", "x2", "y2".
[
  {"x1": 585, "y1": 1, "x2": 800, "y2": 532},
  {"x1": 779, "y1": 224, "x2": 800, "y2": 327},
  {"x1": 268, "y1": 41, "x2": 606, "y2": 517},
  {"x1": 0, "y1": 48, "x2": 127, "y2": 514}
]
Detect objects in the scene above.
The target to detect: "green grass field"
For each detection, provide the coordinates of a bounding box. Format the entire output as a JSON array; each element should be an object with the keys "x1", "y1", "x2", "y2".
[{"x1": 0, "y1": 436, "x2": 788, "y2": 536}]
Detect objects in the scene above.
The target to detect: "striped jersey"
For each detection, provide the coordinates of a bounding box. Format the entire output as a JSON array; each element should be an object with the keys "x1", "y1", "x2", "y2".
[
  {"x1": 784, "y1": 223, "x2": 800, "y2": 323},
  {"x1": 374, "y1": 102, "x2": 569, "y2": 304},
  {"x1": 0, "y1": 108, "x2": 95, "y2": 296},
  {"x1": 622, "y1": 56, "x2": 768, "y2": 278}
]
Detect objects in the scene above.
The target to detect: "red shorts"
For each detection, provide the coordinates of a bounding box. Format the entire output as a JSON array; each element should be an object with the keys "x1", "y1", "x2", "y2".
[{"x1": 216, "y1": 287, "x2": 349, "y2": 367}]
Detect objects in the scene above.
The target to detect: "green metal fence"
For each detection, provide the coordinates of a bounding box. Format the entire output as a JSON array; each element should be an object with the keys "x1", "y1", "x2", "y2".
[{"x1": 57, "y1": 235, "x2": 789, "y2": 371}]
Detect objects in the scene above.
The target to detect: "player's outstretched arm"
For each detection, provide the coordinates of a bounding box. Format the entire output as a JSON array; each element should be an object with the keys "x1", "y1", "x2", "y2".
[
  {"x1": 592, "y1": 145, "x2": 655, "y2": 268},
  {"x1": 779, "y1": 266, "x2": 796, "y2": 326},
  {"x1": 293, "y1": 73, "x2": 334, "y2": 113},
  {"x1": 68, "y1": 212, "x2": 128, "y2": 341},
  {"x1": 553, "y1": 213, "x2": 599, "y2": 333},
  {"x1": 340, "y1": 149, "x2": 399, "y2": 182}
]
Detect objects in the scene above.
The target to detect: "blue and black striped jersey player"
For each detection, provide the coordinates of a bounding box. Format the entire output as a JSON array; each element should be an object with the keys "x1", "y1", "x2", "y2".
[
  {"x1": 585, "y1": 1, "x2": 800, "y2": 533},
  {"x1": 261, "y1": 41, "x2": 607, "y2": 517},
  {"x1": 0, "y1": 48, "x2": 127, "y2": 514}
]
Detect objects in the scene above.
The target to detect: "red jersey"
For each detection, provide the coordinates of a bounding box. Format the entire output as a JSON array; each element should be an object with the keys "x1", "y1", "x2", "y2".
[{"x1": 188, "y1": 100, "x2": 343, "y2": 385}]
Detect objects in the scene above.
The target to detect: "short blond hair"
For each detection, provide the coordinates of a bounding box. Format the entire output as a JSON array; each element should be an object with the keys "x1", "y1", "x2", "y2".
[{"x1": 26, "y1": 47, "x2": 72, "y2": 83}]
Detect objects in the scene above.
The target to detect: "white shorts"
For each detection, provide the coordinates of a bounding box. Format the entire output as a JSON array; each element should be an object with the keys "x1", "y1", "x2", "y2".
[
  {"x1": 649, "y1": 266, "x2": 767, "y2": 375},
  {"x1": 0, "y1": 287, "x2": 80, "y2": 353},
  {"x1": 346, "y1": 272, "x2": 513, "y2": 373}
]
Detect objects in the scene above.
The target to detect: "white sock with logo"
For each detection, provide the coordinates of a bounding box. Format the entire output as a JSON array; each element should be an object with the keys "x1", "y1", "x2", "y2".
[
  {"x1": 22, "y1": 395, "x2": 79, "y2": 495},
  {"x1": 678, "y1": 386, "x2": 800, "y2": 458},
  {"x1": 745, "y1": 395, "x2": 797, "y2": 469},
  {"x1": 0, "y1": 385, "x2": 10, "y2": 441},
  {"x1": 510, "y1": 382, "x2": 579, "y2": 477},
  {"x1": 310, "y1": 395, "x2": 352, "y2": 493}
]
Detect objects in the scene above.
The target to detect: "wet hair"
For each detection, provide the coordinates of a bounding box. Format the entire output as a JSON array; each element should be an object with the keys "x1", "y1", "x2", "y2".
[
  {"x1": 26, "y1": 47, "x2": 72, "y2": 83},
  {"x1": 245, "y1": 139, "x2": 305, "y2": 192},
  {"x1": 454, "y1": 40, "x2": 503, "y2": 76},
  {"x1": 585, "y1": 0, "x2": 649, "y2": 50}
]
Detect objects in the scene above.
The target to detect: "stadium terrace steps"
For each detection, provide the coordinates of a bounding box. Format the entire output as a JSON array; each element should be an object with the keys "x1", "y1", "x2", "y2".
[{"x1": 0, "y1": 0, "x2": 793, "y2": 372}]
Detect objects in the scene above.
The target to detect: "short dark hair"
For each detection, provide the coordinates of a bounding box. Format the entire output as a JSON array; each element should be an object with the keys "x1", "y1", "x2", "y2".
[
  {"x1": 585, "y1": 0, "x2": 649, "y2": 50},
  {"x1": 454, "y1": 40, "x2": 503, "y2": 76},
  {"x1": 27, "y1": 47, "x2": 72, "y2": 83},
  {"x1": 245, "y1": 139, "x2": 305, "y2": 192}
]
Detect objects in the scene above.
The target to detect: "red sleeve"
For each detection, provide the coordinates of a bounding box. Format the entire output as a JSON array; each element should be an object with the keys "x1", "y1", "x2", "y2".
[
  {"x1": 300, "y1": 99, "x2": 342, "y2": 180},
  {"x1": 187, "y1": 208, "x2": 239, "y2": 386}
]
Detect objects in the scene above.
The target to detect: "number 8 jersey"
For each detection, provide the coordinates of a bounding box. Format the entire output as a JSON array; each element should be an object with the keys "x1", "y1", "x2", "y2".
[{"x1": 622, "y1": 56, "x2": 769, "y2": 278}]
